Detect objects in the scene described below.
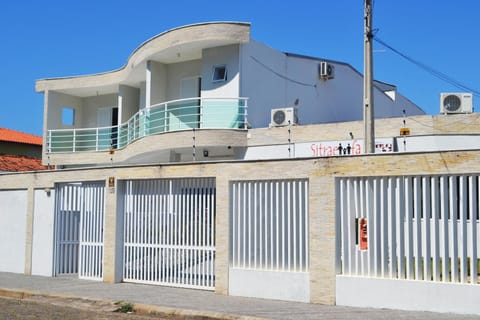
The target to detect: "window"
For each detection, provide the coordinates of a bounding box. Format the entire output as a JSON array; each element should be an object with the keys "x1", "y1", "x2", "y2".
[
  {"x1": 212, "y1": 65, "x2": 227, "y2": 82},
  {"x1": 61, "y1": 107, "x2": 75, "y2": 126}
]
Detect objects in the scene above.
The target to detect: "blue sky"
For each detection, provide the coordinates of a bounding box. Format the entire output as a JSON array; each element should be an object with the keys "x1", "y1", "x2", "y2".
[{"x1": 1, "y1": 0, "x2": 478, "y2": 136}]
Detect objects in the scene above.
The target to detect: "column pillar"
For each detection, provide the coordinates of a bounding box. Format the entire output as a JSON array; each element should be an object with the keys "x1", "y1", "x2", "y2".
[
  {"x1": 215, "y1": 173, "x2": 229, "y2": 295},
  {"x1": 146, "y1": 60, "x2": 152, "y2": 108},
  {"x1": 24, "y1": 187, "x2": 35, "y2": 275},
  {"x1": 103, "y1": 177, "x2": 124, "y2": 283}
]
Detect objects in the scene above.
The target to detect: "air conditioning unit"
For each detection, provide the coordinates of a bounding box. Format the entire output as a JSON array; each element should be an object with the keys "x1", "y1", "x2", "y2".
[
  {"x1": 319, "y1": 61, "x2": 335, "y2": 80},
  {"x1": 270, "y1": 107, "x2": 298, "y2": 127},
  {"x1": 440, "y1": 93, "x2": 473, "y2": 114}
]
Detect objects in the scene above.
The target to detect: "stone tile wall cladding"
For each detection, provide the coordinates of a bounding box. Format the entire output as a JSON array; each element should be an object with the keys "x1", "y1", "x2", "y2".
[{"x1": 1, "y1": 149, "x2": 479, "y2": 305}]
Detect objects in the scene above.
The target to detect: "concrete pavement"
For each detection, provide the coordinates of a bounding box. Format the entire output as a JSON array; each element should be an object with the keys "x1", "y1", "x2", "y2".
[{"x1": 0, "y1": 272, "x2": 478, "y2": 320}]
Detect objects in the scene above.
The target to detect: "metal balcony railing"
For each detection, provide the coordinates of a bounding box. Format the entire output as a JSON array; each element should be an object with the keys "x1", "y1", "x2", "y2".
[{"x1": 47, "y1": 97, "x2": 248, "y2": 153}]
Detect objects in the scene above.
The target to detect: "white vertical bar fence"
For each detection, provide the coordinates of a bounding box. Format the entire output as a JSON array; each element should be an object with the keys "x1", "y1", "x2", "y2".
[
  {"x1": 404, "y1": 177, "x2": 414, "y2": 280},
  {"x1": 123, "y1": 178, "x2": 216, "y2": 290},
  {"x1": 337, "y1": 175, "x2": 480, "y2": 285},
  {"x1": 54, "y1": 182, "x2": 104, "y2": 280},
  {"x1": 79, "y1": 182, "x2": 105, "y2": 281},
  {"x1": 229, "y1": 179, "x2": 309, "y2": 273},
  {"x1": 53, "y1": 183, "x2": 81, "y2": 275}
]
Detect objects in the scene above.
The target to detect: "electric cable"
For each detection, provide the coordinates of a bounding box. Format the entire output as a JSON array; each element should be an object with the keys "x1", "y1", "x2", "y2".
[
  {"x1": 250, "y1": 56, "x2": 317, "y2": 88},
  {"x1": 374, "y1": 37, "x2": 480, "y2": 97}
]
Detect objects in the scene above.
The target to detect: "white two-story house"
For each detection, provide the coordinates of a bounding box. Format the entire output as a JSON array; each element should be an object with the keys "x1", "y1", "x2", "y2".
[
  {"x1": 3, "y1": 22, "x2": 480, "y2": 313},
  {"x1": 36, "y1": 21, "x2": 424, "y2": 167}
]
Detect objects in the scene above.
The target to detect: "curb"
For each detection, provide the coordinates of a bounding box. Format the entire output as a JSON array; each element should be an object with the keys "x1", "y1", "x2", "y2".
[
  {"x1": 0, "y1": 288, "x2": 32, "y2": 299},
  {"x1": 134, "y1": 302, "x2": 268, "y2": 320},
  {"x1": 0, "y1": 288, "x2": 267, "y2": 320}
]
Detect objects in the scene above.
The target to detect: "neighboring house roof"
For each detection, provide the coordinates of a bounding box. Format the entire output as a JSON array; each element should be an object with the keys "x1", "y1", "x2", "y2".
[
  {"x1": 0, "y1": 154, "x2": 46, "y2": 172},
  {"x1": 0, "y1": 128, "x2": 42, "y2": 145}
]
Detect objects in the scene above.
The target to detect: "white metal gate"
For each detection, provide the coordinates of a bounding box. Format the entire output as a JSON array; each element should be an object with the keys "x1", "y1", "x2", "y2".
[
  {"x1": 335, "y1": 175, "x2": 480, "y2": 314},
  {"x1": 79, "y1": 182, "x2": 105, "y2": 280},
  {"x1": 230, "y1": 179, "x2": 309, "y2": 272},
  {"x1": 336, "y1": 175, "x2": 479, "y2": 283},
  {"x1": 228, "y1": 179, "x2": 310, "y2": 302},
  {"x1": 54, "y1": 183, "x2": 81, "y2": 275},
  {"x1": 123, "y1": 178, "x2": 216, "y2": 290},
  {"x1": 54, "y1": 182, "x2": 104, "y2": 280}
]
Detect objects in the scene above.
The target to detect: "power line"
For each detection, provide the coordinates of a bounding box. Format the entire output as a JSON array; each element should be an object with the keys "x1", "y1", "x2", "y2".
[
  {"x1": 374, "y1": 37, "x2": 480, "y2": 97},
  {"x1": 249, "y1": 56, "x2": 316, "y2": 88}
]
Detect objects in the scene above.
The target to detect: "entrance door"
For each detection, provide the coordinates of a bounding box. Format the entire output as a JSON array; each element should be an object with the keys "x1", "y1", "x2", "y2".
[
  {"x1": 167, "y1": 77, "x2": 200, "y2": 130},
  {"x1": 53, "y1": 182, "x2": 105, "y2": 281},
  {"x1": 78, "y1": 182, "x2": 105, "y2": 280},
  {"x1": 180, "y1": 77, "x2": 201, "y2": 99},
  {"x1": 97, "y1": 107, "x2": 118, "y2": 149},
  {"x1": 53, "y1": 183, "x2": 81, "y2": 275}
]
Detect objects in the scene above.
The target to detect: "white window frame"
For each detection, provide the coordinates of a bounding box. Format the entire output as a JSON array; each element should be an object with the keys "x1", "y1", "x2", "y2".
[{"x1": 212, "y1": 65, "x2": 227, "y2": 83}]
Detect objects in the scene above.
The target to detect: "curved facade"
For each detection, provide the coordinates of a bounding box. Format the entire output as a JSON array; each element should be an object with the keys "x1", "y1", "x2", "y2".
[
  {"x1": 36, "y1": 21, "x2": 425, "y2": 168},
  {"x1": 36, "y1": 22, "x2": 250, "y2": 96},
  {"x1": 37, "y1": 22, "x2": 251, "y2": 167}
]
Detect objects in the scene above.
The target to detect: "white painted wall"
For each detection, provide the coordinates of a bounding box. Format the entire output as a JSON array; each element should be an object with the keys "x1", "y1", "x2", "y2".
[
  {"x1": 81, "y1": 94, "x2": 118, "y2": 128},
  {"x1": 119, "y1": 84, "x2": 140, "y2": 124},
  {"x1": 239, "y1": 42, "x2": 424, "y2": 128},
  {"x1": 336, "y1": 276, "x2": 480, "y2": 315},
  {"x1": 47, "y1": 91, "x2": 82, "y2": 129},
  {"x1": 240, "y1": 40, "x2": 288, "y2": 128},
  {"x1": 139, "y1": 81, "x2": 147, "y2": 109},
  {"x1": 150, "y1": 61, "x2": 167, "y2": 105},
  {"x1": 243, "y1": 137, "x2": 394, "y2": 160},
  {"x1": 388, "y1": 89, "x2": 424, "y2": 116},
  {"x1": 48, "y1": 91, "x2": 124, "y2": 130},
  {"x1": 286, "y1": 56, "x2": 424, "y2": 124},
  {"x1": 229, "y1": 269, "x2": 310, "y2": 303},
  {"x1": 243, "y1": 144, "x2": 292, "y2": 160},
  {"x1": 400, "y1": 134, "x2": 480, "y2": 152},
  {"x1": 288, "y1": 57, "x2": 364, "y2": 124},
  {"x1": 243, "y1": 134, "x2": 478, "y2": 160},
  {"x1": 201, "y1": 44, "x2": 240, "y2": 98},
  {"x1": 0, "y1": 189, "x2": 27, "y2": 273},
  {"x1": 166, "y1": 60, "x2": 201, "y2": 100},
  {"x1": 241, "y1": 134, "x2": 480, "y2": 160},
  {"x1": 31, "y1": 189, "x2": 55, "y2": 276}
]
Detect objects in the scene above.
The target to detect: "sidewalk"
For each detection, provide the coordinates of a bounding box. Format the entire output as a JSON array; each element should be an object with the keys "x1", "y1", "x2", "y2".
[{"x1": 0, "y1": 272, "x2": 477, "y2": 320}]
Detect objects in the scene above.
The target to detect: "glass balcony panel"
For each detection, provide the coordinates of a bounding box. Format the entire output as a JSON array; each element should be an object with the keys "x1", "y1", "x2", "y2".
[
  {"x1": 202, "y1": 99, "x2": 245, "y2": 129},
  {"x1": 167, "y1": 100, "x2": 200, "y2": 131},
  {"x1": 46, "y1": 97, "x2": 248, "y2": 154},
  {"x1": 75, "y1": 129, "x2": 97, "y2": 151},
  {"x1": 118, "y1": 124, "x2": 129, "y2": 149},
  {"x1": 149, "y1": 106, "x2": 167, "y2": 134},
  {"x1": 49, "y1": 131, "x2": 74, "y2": 152}
]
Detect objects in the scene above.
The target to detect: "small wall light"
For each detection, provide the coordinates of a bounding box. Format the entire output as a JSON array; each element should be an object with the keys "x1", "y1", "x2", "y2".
[{"x1": 203, "y1": 150, "x2": 209, "y2": 157}]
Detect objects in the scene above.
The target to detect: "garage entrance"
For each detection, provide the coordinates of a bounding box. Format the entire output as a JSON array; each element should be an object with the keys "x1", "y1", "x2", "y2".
[{"x1": 122, "y1": 178, "x2": 216, "y2": 290}]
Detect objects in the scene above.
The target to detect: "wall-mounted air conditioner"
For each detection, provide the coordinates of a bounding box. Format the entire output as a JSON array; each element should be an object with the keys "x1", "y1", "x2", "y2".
[
  {"x1": 440, "y1": 93, "x2": 473, "y2": 114},
  {"x1": 270, "y1": 107, "x2": 298, "y2": 127},
  {"x1": 319, "y1": 61, "x2": 335, "y2": 80}
]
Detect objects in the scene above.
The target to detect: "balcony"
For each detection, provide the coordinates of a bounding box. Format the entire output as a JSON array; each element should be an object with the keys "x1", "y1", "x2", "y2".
[{"x1": 47, "y1": 97, "x2": 248, "y2": 154}]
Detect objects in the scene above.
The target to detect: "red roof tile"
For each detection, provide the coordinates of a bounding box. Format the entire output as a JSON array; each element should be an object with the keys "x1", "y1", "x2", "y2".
[
  {"x1": 0, "y1": 128, "x2": 42, "y2": 145},
  {"x1": 0, "y1": 154, "x2": 47, "y2": 172}
]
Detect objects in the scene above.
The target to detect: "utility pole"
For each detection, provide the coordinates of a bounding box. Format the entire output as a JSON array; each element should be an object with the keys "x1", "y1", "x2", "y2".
[{"x1": 364, "y1": 0, "x2": 375, "y2": 153}]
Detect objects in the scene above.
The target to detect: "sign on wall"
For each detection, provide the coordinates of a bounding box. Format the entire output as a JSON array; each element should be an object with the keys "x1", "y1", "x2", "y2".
[{"x1": 295, "y1": 138, "x2": 394, "y2": 158}]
